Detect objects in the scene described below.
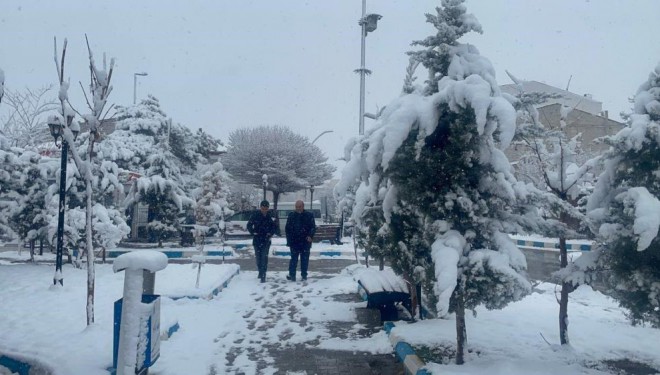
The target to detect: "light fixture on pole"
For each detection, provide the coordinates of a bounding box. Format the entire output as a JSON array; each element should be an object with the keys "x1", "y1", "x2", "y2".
[
  {"x1": 309, "y1": 185, "x2": 315, "y2": 211},
  {"x1": 262, "y1": 174, "x2": 268, "y2": 201},
  {"x1": 133, "y1": 72, "x2": 148, "y2": 105},
  {"x1": 311, "y1": 130, "x2": 333, "y2": 145},
  {"x1": 48, "y1": 113, "x2": 78, "y2": 286},
  {"x1": 355, "y1": 0, "x2": 381, "y2": 136}
]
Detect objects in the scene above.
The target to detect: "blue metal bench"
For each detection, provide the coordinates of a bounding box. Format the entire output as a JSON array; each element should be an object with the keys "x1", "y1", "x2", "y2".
[{"x1": 357, "y1": 268, "x2": 411, "y2": 322}]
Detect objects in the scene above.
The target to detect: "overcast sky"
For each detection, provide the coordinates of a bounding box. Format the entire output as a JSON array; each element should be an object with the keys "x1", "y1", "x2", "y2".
[{"x1": 1, "y1": 0, "x2": 659, "y2": 173}]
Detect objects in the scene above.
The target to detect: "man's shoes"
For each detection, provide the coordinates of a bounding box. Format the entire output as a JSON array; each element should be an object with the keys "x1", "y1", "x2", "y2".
[
  {"x1": 286, "y1": 275, "x2": 296, "y2": 282},
  {"x1": 301, "y1": 277, "x2": 307, "y2": 281},
  {"x1": 260, "y1": 276, "x2": 266, "y2": 283}
]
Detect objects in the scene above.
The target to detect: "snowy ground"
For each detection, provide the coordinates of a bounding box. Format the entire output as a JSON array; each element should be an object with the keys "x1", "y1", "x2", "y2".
[{"x1": 1, "y1": 244, "x2": 659, "y2": 374}]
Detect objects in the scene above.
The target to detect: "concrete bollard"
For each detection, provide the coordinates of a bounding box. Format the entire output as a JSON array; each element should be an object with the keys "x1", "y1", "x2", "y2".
[{"x1": 113, "y1": 250, "x2": 167, "y2": 375}]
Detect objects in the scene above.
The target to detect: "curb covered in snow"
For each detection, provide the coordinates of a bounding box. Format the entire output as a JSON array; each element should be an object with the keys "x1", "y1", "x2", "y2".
[
  {"x1": 167, "y1": 267, "x2": 241, "y2": 300},
  {"x1": 384, "y1": 322, "x2": 430, "y2": 375},
  {"x1": 160, "y1": 321, "x2": 180, "y2": 341},
  {"x1": 107, "y1": 249, "x2": 234, "y2": 259},
  {"x1": 272, "y1": 249, "x2": 365, "y2": 257},
  {"x1": 0, "y1": 352, "x2": 53, "y2": 375}
]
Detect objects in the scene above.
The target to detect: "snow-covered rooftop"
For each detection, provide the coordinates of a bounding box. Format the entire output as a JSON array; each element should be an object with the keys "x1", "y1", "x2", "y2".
[{"x1": 500, "y1": 80, "x2": 603, "y2": 115}]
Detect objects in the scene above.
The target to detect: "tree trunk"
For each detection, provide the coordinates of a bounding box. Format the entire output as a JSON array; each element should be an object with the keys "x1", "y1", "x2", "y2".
[
  {"x1": 39, "y1": 238, "x2": 43, "y2": 256},
  {"x1": 455, "y1": 286, "x2": 467, "y2": 365},
  {"x1": 85, "y1": 142, "x2": 96, "y2": 326},
  {"x1": 273, "y1": 191, "x2": 280, "y2": 209},
  {"x1": 29, "y1": 240, "x2": 35, "y2": 262},
  {"x1": 403, "y1": 272, "x2": 418, "y2": 319},
  {"x1": 378, "y1": 257, "x2": 384, "y2": 271},
  {"x1": 558, "y1": 236, "x2": 571, "y2": 345}
]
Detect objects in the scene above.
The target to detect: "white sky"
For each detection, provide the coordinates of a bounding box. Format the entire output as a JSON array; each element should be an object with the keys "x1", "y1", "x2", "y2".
[{"x1": 1, "y1": 0, "x2": 659, "y2": 172}]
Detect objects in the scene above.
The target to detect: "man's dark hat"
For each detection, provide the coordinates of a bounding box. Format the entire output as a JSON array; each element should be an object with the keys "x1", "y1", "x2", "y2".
[{"x1": 260, "y1": 200, "x2": 270, "y2": 207}]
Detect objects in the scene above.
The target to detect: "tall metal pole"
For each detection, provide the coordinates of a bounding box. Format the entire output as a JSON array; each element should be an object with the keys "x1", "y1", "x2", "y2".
[
  {"x1": 54, "y1": 141, "x2": 68, "y2": 286},
  {"x1": 262, "y1": 174, "x2": 268, "y2": 201},
  {"x1": 310, "y1": 186, "x2": 314, "y2": 211},
  {"x1": 359, "y1": 0, "x2": 367, "y2": 136},
  {"x1": 133, "y1": 74, "x2": 137, "y2": 105},
  {"x1": 133, "y1": 72, "x2": 148, "y2": 105}
]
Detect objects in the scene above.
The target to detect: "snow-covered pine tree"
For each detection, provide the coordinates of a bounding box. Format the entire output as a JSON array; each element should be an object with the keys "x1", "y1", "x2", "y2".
[
  {"x1": 0, "y1": 135, "x2": 51, "y2": 254},
  {"x1": 8, "y1": 150, "x2": 50, "y2": 260},
  {"x1": 96, "y1": 95, "x2": 170, "y2": 175},
  {"x1": 336, "y1": 0, "x2": 541, "y2": 364},
  {"x1": 582, "y1": 62, "x2": 660, "y2": 327},
  {"x1": 0, "y1": 134, "x2": 19, "y2": 240},
  {"x1": 193, "y1": 162, "x2": 233, "y2": 251},
  {"x1": 126, "y1": 138, "x2": 193, "y2": 247}
]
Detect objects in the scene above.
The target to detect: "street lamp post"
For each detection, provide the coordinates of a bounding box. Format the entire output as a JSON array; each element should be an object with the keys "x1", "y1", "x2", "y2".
[
  {"x1": 262, "y1": 174, "x2": 268, "y2": 201},
  {"x1": 311, "y1": 130, "x2": 333, "y2": 145},
  {"x1": 48, "y1": 114, "x2": 79, "y2": 286},
  {"x1": 356, "y1": 1, "x2": 381, "y2": 136},
  {"x1": 309, "y1": 185, "x2": 315, "y2": 211},
  {"x1": 133, "y1": 72, "x2": 148, "y2": 105}
]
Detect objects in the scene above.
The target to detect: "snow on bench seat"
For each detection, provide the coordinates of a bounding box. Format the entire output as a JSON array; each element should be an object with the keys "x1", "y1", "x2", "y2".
[{"x1": 354, "y1": 267, "x2": 411, "y2": 322}]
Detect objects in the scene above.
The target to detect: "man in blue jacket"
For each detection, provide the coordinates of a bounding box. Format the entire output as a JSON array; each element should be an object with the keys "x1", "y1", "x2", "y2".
[
  {"x1": 247, "y1": 200, "x2": 278, "y2": 283},
  {"x1": 285, "y1": 200, "x2": 316, "y2": 281}
]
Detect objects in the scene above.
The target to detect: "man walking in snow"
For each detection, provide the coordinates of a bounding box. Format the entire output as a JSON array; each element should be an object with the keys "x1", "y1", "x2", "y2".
[
  {"x1": 285, "y1": 200, "x2": 316, "y2": 281},
  {"x1": 247, "y1": 200, "x2": 278, "y2": 283}
]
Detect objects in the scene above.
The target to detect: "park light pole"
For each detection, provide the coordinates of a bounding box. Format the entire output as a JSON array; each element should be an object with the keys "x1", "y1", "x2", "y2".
[
  {"x1": 355, "y1": 0, "x2": 381, "y2": 135},
  {"x1": 309, "y1": 185, "x2": 315, "y2": 211},
  {"x1": 311, "y1": 130, "x2": 333, "y2": 145},
  {"x1": 262, "y1": 174, "x2": 268, "y2": 201},
  {"x1": 133, "y1": 72, "x2": 148, "y2": 105},
  {"x1": 48, "y1": 114, "x2": 79, "y2": 286}
]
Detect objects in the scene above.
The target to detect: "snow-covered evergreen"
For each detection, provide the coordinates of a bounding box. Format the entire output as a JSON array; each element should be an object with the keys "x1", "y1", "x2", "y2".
[
  {"x1": 193, "y1": 162, "x2": 233, "y2": 250},
  {"x1": 96, "y1": 95, "x2": 171, "y2": 175},
  {"x1": 335, "y1": 0, "x2": 544, "y2": 364},
  {"x1": 579, "y1": 62, "x2": 660, "y2": 327},
  {"x1": 125, "y1": 138, "x2": 193, "y2": 247},
  {"x1": 0, "y1": 126, "x2": 52, "y2": 258}
]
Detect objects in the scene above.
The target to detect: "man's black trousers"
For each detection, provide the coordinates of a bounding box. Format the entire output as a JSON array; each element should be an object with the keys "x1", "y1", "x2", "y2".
[
  {"x1": 254, "y1": 241, "x2": 270, "y2": 278},
  {"x1": 288, "y1": 246, "x2": 310, "y2": 280}
]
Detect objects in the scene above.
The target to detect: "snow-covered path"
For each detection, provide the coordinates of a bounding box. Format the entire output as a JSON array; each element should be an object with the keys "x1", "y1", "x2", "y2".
[
  {"x1": 0, "y1": 261, "x2": 395, "y2": 375},
  {"x1": 153, "y1": 270, "x2": 393, "y2": 374}
]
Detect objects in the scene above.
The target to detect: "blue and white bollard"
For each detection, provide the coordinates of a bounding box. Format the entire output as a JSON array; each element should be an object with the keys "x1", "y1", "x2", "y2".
[{"x1": 113, "y1": 250, "x2": 167, "y2": 375}]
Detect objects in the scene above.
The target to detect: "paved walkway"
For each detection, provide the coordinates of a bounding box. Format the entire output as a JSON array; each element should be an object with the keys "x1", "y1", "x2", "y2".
[{"x1": 202, "y1": 256, "x2": 403, "y2": 375}]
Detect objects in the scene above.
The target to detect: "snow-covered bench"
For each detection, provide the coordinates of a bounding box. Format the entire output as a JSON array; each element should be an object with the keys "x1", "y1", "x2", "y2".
[{"x1": 356, "y1": 267, "x2": 411, "y2": 322}]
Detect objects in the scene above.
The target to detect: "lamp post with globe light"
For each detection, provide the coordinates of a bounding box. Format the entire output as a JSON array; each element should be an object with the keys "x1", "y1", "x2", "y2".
[
  {"x1": 262, "y1": 174, "x2": 268, "y2": 201},
  {"x1": 48, "y1": 113, "x2": 79, "y2": 286}
]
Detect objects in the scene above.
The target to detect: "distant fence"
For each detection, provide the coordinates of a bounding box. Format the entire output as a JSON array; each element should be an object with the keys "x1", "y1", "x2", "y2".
[{"x1": 510, "y1": 235, "x2": 593, "y2": 282}]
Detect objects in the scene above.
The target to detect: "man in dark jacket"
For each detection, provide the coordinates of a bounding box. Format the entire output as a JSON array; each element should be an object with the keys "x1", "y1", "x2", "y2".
[
  {"x1": 285, "y1": 200, "x2": 316, "y2": 281},
  {"x1": 247, "y1": 200, "x2": 278, "y2": 283}
]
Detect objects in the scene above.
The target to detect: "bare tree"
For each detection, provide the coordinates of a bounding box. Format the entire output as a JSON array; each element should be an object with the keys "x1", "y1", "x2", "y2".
[
  {"x1": 223, "y1": 125, "x2": 335, "y2": 209},
  {"x1": 1, "y1": 86, "x2": 58, "y2": 147},
  {"x1": 507, "y1": 71, "x2": 598, "y2": 345},
  {"x1": 0, "y1": 68, "x2": 4, "y2": 105},
  {"x1": 52, "y1": 36, "x2": 115, "y2": 325}
]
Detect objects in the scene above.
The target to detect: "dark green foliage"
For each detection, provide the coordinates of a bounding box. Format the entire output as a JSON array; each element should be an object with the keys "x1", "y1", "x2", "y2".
[
  {"x1": 589, "y1": 64, "x2": 660, "y2": 327},
  {"x1": 407, "y1": 1, "x2": 482, "y2": 94},
  {"x1": 144, "y1": 184, "x2": 181, "y2": 246}
]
